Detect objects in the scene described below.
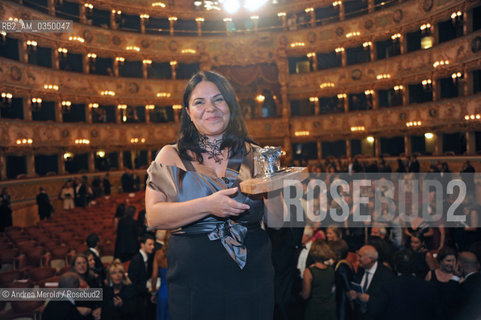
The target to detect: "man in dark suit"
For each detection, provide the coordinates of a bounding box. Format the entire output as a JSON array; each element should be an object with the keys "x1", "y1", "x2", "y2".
[
  {"x1": 42, "y1": 272, "x2": 83, "y2": 320},
  {"x1": 368, "y1": 250, "x2": 444, "y2": 320},
  {"x1": 86, "y1": 233, "x2": 106, "y2": 282},
  {"x1": 349, "y1": 245, "x2": 394, "y2": 320},
  {"x1": 36, "y1": 187, "x2": 53, "y2": 220},
  {"x1": 456, "y1": 251, "x2": 481, "y2": 320},
  {"x1": 128, "y1": 234, "x2": 155, "y2": 320}
]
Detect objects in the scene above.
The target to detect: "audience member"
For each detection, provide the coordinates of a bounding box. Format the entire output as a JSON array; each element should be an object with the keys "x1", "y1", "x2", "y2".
[
  {"x1": 368, "y1": 250, "x2": 444, "y2": 320},
  {"x1": 103, "y1": 173, "x2": 111, "y2": 196},
  {"x1": 86, "y1": 233, "x2": 106, "y2": 283},
  {"x1": 300, "y1": 239, "x2": 336, "y2": 320},
  {"x1": 128, "y1": 234, "x2": 155, "y2": 320},
  {"x1": 330, "y1": 240, "x2": 354, "y2": 320},
  {"x1": 349, "y1": 245, "x2": 394, "y2": 319},
  {"x1": 114, "y1": 205, "x2": 139, "y2": 262},
  {"x1": 101, "y1": 259, "x2": 141, "y2": 320},
  {"x1": 42, "y1": 272, "x2": 83, "y2": 320},
  {"x1": 425, "y1": 247, "x2": 462, "y2": 319},
  {"x1": 151, "y1": 231, "x2": 171, "y2": 320},
  {"x1": 455, "y1": 251, "x2": 481, "y2": 319},
  {"x1": 0, "y1": 187, "x2": 12, "y2": 232},
  {"x1": 70, "y1": 253, "x2": 101, "y2": 319},
  {"x1": 121, "y1": 169, "x2": 134, "y2": 193},
  {"x1": 60, "y1": 180, "x2": 75, "y2": 210},
  {"x1": 36, "y1": 186, "x2": 53, "y2": 220},
  {"x1": 326, "y1": 226, "x2": 342, "y2": 242}
]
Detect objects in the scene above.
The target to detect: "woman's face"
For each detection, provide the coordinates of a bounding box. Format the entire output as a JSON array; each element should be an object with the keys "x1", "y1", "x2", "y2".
[
  {"x1": 440, "y1": 254, "x2": 456, "y2": 273},
  {"x1": 110, "y1": 267, "x2": 123, "y2": 285},
  {"x1": 74, "y1": 257, "x2": 88, "y2": 275},
  {"x1": 326, "y1": 229, "x2": 338, "y2": 242},
  {"x1": 88, "y1": 254, "x2": 96, "y2": 269},
  {"x1": 187, "y1": 81, "x2": 230, "y2": 139},
  {"x1": 410, "y1": 237, "x2": 422, "y2": 252}
]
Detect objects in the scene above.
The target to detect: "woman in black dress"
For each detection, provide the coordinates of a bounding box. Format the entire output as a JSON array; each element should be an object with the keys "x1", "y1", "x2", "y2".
[{"x1": 145, "y1": 71, "x2": 275, "y2": 320}]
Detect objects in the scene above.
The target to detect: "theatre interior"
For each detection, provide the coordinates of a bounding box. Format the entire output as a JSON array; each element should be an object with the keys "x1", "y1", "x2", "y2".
[{"x1": 0, "y1": 0, "x2": 481, "y2": 319}]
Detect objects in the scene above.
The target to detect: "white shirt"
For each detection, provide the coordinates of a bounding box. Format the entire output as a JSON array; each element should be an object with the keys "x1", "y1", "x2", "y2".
[
  {"x1": 89, "y1": 248, "x2": 100, "y2": 258},
  {"x1": 361, "y1": 261, "x2": 378, "y2": 292},
  {"x1": 139, "y1": 249, "x2": 148, "y2": 264},
  {"x1": 297, "y1": 240, "x2": 312, "y2": 279}
]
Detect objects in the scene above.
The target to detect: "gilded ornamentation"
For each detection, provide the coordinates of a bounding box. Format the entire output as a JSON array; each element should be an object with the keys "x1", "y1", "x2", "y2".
[
  {"x1": 393, "y1": 9, "x2": 403, "y2": 23},
  {"x1": 307, "y1": 32, "x2": 316, "y2": 44},
  {"x1": 364, "y1": 20, "x2": 373, "y2": 30},
  {"x1": 422, "y1": 0, "x2": 433, "y2": 12},
  {"x1": 351, "y1": 70, "x2": 362, "y2": 81},
  {"x1": 83, "y1": 30, "x2": 93, "y2": 43},
  {"x1": 10, "y1": 66, "x2": 22, "y2": 81},
  {"x1": 128, "y1": 82, "x2": 139, "y2": 94},
  {"x1": 168, "y1": 40, "x2": 178, "y2": 52},
  {"x1": 112, "y1": 36, "x2": 122, "y2": 46}
]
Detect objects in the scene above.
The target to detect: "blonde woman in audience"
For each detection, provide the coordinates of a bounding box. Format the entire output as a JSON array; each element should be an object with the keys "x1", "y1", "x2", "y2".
[
  {"x1": 326, "y1": 225, "x2": 342, "y2": 242},
  {"x1": 101, "y1": 259, "x2": 141, "y2": 320}
]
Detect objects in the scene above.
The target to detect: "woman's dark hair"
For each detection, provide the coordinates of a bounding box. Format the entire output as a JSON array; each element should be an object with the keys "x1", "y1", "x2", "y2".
[
  {"x1": 115, "y1": 203, "x2": 125, "y2": 218},
  {"x1": 437, "y1": 246, "x2": 456, "y2": 263},
  {"x1": 177, "y1": 70, "x2": 251, "y2": 163}
]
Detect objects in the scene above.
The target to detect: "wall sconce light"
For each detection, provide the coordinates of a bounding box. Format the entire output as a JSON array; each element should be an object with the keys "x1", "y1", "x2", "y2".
[
  {"x1": 433, "y1": 60, "x2": 449, "y2": 68},
  {"x1": 464, "y1": 114, "x2": 481, "y2": 121},
  {"x1": 145, "y1": 104, "x2": 155, "y2": 110},
  {"x1": 172, "y1": 104, "x2": 182, "y2": 110},
  {"x1": 337, "y1": 93, "x2": 347, "y2": 100},
  {"x1": 31, "y1": 97, "x2": 42, "y2": 111},
  {"x1": 393, "y1": 85, "x2": 404, "y2": 92},
  {"x1": 406, "y1": 121, "x2": 422, "y2": 127},
  {"x1": 335, "y1": 47, "x2": 345, "y2": 53},
  {"x1": 1, "y1": 92, "x2": 13, "y2": 104},
  {"x1": 16, "y1": 138, "x2": 33, "y2": 145},
  {"x1": 68, "y1": 36, "x2": 85, "y2": 43},
  {"x1": 346, "y1": 32, "x2": 360, "y2": 38},
  {"x1": 290, "y1": 42, "x2": 305, "y2": 48},
  {"x1": 61, "y1": 100, "x2": 71, "y2": 112},
  {"x1": 89, "y1": 103, "x2": 99, "y2": 109},
  {"x1": 309, "y1": 97, "x2": 319, "y2": 102},
  {"x1": 320, "y1": 82, "x2": 335, "y2": 89},
  {"x1": 350, "y1": 126, "x2": 365, "y2": 132},
  {"x1": 256, "y1": 95, "x2": 265, "y2": 102},
  {"x1": 294, "y1": 131, "x2": 310, "y2": 136},
  {"x1": 451, "y1": 72, "x2": 463, "y2": 84}
]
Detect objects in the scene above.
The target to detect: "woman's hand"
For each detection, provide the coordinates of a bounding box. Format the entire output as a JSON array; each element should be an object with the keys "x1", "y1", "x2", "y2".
[
  {"x1": 113, "y1": 296, "x2": 123, "y2": 307},
  {"x1": 206, "y1": 187, "x2": 250, "y2": 218}
]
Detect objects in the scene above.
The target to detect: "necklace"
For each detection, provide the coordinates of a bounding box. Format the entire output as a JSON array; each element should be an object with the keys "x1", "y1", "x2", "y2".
[{"x1": 199, "y1": 135, "x2": 223, "y2": 163}]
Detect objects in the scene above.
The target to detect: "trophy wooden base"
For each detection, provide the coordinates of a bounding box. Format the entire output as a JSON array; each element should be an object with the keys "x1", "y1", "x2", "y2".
[{"x1": 239, "y1": 167, "x2": 309, "y2": 194}]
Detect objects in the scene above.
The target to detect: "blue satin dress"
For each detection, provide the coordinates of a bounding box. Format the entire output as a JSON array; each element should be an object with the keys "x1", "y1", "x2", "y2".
[
  {"x1": 156, "y1": 267, "x2": 170, "y2": 320},
  {"x1": 147, "y1": 144, "x2": 274, "y2": 320}
]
